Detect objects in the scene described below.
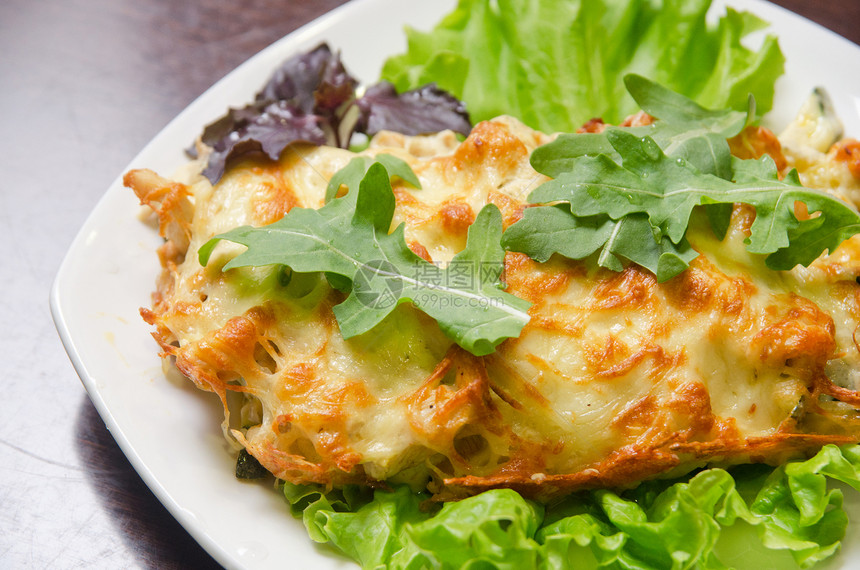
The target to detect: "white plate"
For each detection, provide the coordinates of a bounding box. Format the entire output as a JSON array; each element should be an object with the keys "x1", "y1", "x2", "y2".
[{"x1": 50, "y1": 0, "x2": 860, "y2": 568}]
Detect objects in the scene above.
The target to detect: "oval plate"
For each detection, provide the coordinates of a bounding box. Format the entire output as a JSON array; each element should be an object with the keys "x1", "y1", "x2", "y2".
[{"x1": 51, "y1": 0, "x2": 860, "y2": 568}]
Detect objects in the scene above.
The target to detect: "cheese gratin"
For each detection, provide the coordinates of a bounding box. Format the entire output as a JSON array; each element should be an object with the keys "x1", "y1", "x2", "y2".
[{"x1": 127, "y1": 92, "x2": 860, "y2": 502}]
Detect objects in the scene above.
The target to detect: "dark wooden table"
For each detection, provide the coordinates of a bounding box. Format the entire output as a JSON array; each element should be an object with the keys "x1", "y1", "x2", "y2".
[{"x1": 1, "y1": 0, "x2": 857, "y2": 568}]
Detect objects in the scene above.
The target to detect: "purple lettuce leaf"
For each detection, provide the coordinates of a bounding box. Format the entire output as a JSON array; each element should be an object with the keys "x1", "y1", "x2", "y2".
[
  {"x1": 356, "y1": 81, "x2": 471, "y2": 137},
  {"x1": 256, "y1": 43, "x2": 356, "y2": 115},
  {"x1": 191, "y1": 43, "x2": 471, "y2": 185},
  {"x1": 200, "y1": 101, "x2": 328, "y2": 183}
]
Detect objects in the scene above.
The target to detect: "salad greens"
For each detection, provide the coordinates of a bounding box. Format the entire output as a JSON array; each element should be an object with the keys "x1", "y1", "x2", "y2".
[
  {"x1": 324, "y1": 154, "x2": 422, "y2": 204},
  {"x1": 193, "y1": 43, "x2": 470, "y2": 184},
  {"x1": 503, "y1": 76, "x2": 860, "y2": 282},
  {"x1": 198, "y1": 159, "x2": 530, "y2": 357},
  {"x1": 380, "y1": 0, "x2": 784, "y2": 133},
  {"x1": 528, "y1": 74, "x2": 752, "y2": 181},
  {"x1": 283, "y1": 445, "x2": 860, "y2": 570}
]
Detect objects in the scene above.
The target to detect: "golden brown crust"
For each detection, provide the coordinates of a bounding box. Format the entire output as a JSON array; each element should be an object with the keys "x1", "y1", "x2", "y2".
[
  {"x1": 728, "y1": 125, "x2": 788, "y2": 173},
  {"x1": 129, "y1": 116, "x2": 860, "y2": 501},
  {"x1": 832, "y1": 138, "x2": 860, "y2": 180}
]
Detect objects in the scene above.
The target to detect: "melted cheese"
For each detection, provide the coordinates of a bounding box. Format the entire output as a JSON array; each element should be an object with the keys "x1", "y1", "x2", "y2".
[
  {"x1": 779, "y1": 89, "x2": 860, "y2": 201},
  {"x1": 127, "y1": 113, "x2": 860, "y2": 501}
]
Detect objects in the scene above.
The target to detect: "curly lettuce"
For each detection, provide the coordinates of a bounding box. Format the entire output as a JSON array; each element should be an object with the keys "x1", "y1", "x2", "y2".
[
  {"x1": 283, "y1": 445, "x2": 860, "y2": 569},
  {"x1": 380, "y1": 0, "x2": 784, "y2": 133}
]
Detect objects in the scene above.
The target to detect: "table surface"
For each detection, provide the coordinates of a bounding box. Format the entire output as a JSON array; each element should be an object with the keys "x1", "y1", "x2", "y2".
[{"x1": 2, "y1": 0, "x2": 858, "y2": 568}]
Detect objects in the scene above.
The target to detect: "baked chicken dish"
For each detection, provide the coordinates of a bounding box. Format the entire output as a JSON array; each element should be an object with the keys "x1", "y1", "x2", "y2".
[{"x1": 126, "y1": 86, "x2": 860, "y2": 503}]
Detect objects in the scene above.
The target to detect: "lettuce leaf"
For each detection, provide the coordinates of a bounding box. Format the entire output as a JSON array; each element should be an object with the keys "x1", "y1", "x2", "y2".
[
  {"x1": 380, "y1": 0, "x2": 784, "y2": 133},
  {"x1": 193, "y1": 43, "x2": 471, "y2": 184},
  {"x1": 282, "y1": 445, "x2": 860, "y2": 569}
]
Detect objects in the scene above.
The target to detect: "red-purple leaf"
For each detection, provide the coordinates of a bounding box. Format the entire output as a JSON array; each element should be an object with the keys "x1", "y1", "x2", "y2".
[
  {"x1": 256, "y1": 43, "x2": 354, "y2": 114},
  {"x1": 191, "y1": 43, "x2": 470, "y2": 185},
  {"x1": 201, "y1": 101, "x2": 328, "y2": 183},
  {"x1": 356, "y1": 82, "x2": 471, "y2": 137}
]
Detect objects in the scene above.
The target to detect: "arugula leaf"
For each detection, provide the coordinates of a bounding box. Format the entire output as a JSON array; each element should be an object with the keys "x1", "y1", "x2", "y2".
[
  {"x1": 529, "y1": 74, "x2": 753, "y2": 243},
  {"x1": 325, "y1": 154, "x2": 421, "y2": 203},
  {"x1": 502, "y1": 206, "x2": 698, "y2": 282},
  {"x1": 199, "y1": 161, "x2": 530, "y2": 356},
  {"x1": 505, "y1": 78, "x2": 860, "y2": 281},
  {"x1": 523, "y1": 129, "x2": 860, "y2": 270},
  {"x1": 732, "y1": 158, "x2": 860, "y2": 270},
  {"x1": 530, "y1": 75, "x2": 751, "y2": 181},
  {"x1": 380, "y1": 0, "x2": 784, "y2": 133}
]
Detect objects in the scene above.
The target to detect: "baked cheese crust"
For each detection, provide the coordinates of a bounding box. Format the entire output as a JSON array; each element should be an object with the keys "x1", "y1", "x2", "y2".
[{"x1": 127, "y1": 112, "x2": 860, "y2": 501}]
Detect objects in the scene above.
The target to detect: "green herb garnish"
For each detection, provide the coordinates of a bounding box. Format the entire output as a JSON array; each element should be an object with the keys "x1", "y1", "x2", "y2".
[
  {"x1": 199, "y1": 161, "x2": 531, "y2": 356},
  {"x1": 503, "y1": 77, "x2": 860, "y2": 282},
  {"x1": 324, "y1": 154, "x2": 421, "y2": 203}
]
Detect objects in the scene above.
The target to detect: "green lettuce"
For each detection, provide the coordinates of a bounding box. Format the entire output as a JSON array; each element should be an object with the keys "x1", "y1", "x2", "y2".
[
  {"x1": 380, "y1": 0, "x2": 784, "y2": 133},
  {"x1": 283, "y1": 445, "x2": 860, "y2": 569}
]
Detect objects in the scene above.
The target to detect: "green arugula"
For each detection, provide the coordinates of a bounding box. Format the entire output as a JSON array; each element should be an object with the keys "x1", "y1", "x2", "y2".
[
  {"x1": 324, "y1": 153, "x2": 421, "y2": 203},
  {"x1": 503, "y1": 206, "x2": 699, "y2": 283},
  {"x1": 503, "y1": 78, "x2": 860, "y2": 282},
  {"x1": 198, "y1": 161, "x2": 531, "y2": 356},
  {"x1": 531, "y1": 75, "x2": 752, "y2": 182}
]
